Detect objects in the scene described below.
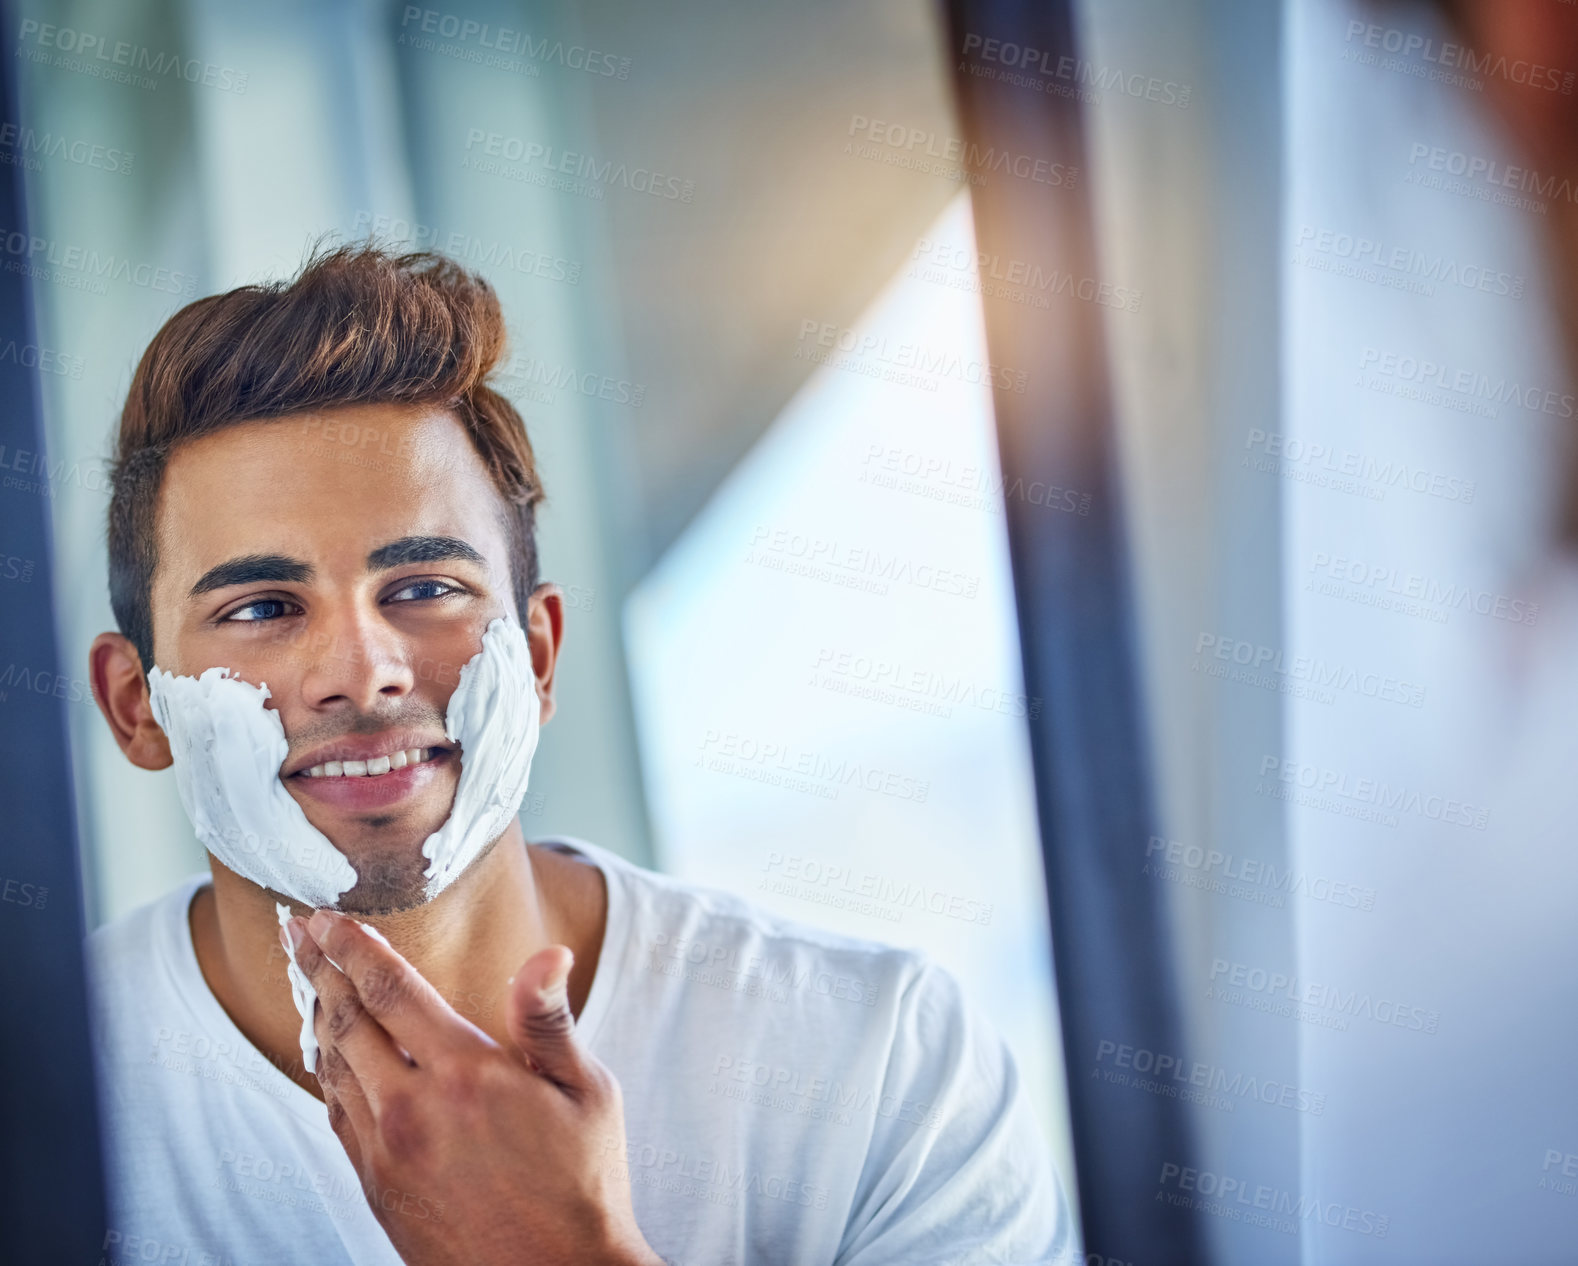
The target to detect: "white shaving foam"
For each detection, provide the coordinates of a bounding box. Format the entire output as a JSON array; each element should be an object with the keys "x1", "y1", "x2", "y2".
[
  {"x1": 276, "y1": 906, "x2": 398, "y2": 1078},
  {"x1": 276, "y1": 903, "x2": 320, "y2": 1075},
  {"x1": 148, "y1": 667, "x2": 358, "y2": 909},
  {"x1": 148, "y1": 615, "x2": 539, "y2": 908},
  {"x1": 152, "y1": 617, "x2": 541, "y2": 1077},
  {"x1": 418, "y1": 616, "x2": 541, "y2": 900}
]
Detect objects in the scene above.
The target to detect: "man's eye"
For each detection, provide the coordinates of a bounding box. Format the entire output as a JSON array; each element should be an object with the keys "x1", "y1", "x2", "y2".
[
  {"x1": 225, "y1": 599, "x2": 295, "y2": 622},
  {"x1": 389, "y1": 579, "x2": 458, "y2": 602}
]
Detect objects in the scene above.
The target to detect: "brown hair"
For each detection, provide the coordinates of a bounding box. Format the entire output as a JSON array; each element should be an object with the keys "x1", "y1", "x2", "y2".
[{"x1": 108, "y1": 245, "x2": 544, "y2": 670}]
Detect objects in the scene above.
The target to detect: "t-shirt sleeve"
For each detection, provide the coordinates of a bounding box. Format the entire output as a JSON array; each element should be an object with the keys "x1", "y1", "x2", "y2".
[{"x1": 833, "y1": 957, "x2": 1076, "y2": 1266}]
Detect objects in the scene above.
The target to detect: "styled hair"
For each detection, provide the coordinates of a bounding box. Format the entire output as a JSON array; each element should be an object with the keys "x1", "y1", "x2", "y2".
[{"x1": 107, "y1": 245, "x2": 544, "y2": 670}]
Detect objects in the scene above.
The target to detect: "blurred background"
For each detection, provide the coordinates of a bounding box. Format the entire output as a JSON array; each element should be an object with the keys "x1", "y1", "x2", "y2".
[{"x1": 6, "y1": 0, "x2": 1578, "y2": 1262}]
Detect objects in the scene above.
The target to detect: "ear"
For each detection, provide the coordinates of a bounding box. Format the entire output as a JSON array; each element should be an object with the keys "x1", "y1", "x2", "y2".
[
  {"x1": 89, "y1": 632, "x2": 172, "y2": 771},
  {"x1": 524, "y1": 583, "x2": 566, "y2": 727}
]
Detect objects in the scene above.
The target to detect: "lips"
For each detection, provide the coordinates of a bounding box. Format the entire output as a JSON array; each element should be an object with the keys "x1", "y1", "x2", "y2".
[
  {"x1": 283, "y1": 732, "x2": 457, "y2": 812},
  {"x1": 283, "y1": 731, "x2": 454, "y2": 779},
  {"x1": 286, "y1": 746, "x2": 456, "y2": 812},
  {"x1": 302, "y1": 746, "x2": 439, "y2": 779}
]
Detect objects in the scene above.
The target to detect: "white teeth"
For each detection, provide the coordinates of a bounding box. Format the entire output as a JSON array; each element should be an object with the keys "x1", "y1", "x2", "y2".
[{"x1": 301, "y1": 748, "x2": 436, "y2": 779}]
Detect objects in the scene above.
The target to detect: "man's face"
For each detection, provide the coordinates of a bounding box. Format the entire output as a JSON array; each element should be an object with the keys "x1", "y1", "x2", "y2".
[{"x1": 149, "y1": 403, "x2": 523, "y2": 914}]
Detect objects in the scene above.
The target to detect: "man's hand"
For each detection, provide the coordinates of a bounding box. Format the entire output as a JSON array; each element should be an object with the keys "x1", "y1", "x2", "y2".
[{"x1": 284, "y1": 910, "x2": 664, "y2": 1266}]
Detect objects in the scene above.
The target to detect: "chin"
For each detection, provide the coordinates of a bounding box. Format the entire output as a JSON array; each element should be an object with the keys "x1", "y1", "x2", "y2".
[
  {"x1": 333, "y1": 863, "x2": 435, "y2": 916},
  {"x1": 331, "y1": 830, "x2": 509, "y2": 916},
  {"x1": 326, "y1": 832, "x2": 441, "y2": 916}
]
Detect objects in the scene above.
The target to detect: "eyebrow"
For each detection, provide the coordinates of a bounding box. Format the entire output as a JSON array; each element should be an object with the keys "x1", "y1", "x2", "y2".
[
  {"x1": 188, "y1": 537, "x2": 485, "y2": 598},
  {"x1": 365, "y1": 536, "x2": 486, "y2": 570},
  {"x1": 189, "y1": 554, "x2": 311, "y2": 597}
]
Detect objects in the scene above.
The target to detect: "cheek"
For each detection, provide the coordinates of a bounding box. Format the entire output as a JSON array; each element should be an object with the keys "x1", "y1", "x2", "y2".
[{"x1": 409, "y1": 622, "x2": 494, "y2": 696}]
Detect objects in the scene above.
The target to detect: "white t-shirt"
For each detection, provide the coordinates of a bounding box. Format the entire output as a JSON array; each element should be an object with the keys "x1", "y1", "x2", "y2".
[{"x1": 87, "y1": 836, "x2": 1070, "y2": 1266}]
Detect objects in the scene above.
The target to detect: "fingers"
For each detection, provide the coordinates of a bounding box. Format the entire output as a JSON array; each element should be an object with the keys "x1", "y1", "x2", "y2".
[
  {"x1": 303, "y1": 910, "x2": 486, "y2": 1067},
  {"x1": 289, "y1": 917, "x2": 412, "y2": 1097},
  {"x1": 505, "y1": 946, "x2": 606, "y2": 1095},
  {"x1": 319, "y1": 1046, "x2": 373, "y2": 1166}
]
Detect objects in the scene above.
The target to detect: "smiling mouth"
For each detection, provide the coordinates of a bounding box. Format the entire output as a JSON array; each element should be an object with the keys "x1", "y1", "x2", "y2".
[{"x1": 299, "y1": 747, "x2": 444, "y2": 780}]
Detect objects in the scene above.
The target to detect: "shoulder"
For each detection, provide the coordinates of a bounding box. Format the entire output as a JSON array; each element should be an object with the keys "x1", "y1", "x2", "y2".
[
  {"x1": 542, "y1": 841, "x2": 1071, "y2": 1259},
  {"x1": 86, "y1": 875, "x2": 204, "y2": 965},
  {"x1": 576, "y1": 837, "x2": 933, "y2": 1016},
  {"x1": 551, "y1": 837, "x2": 1009, "y2": 1104},
  {"x1": 84, "y1": 876, "x2": 207, "y2": 1031}
]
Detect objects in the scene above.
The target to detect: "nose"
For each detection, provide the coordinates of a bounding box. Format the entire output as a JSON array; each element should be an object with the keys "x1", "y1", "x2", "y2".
[{"x1": 293, "y1": 604, "x2": 416, "y2": 712}]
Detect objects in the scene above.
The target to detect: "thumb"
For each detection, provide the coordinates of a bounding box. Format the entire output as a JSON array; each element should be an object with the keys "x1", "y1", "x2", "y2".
[{"x1": 506, "y1": 945, "x2": 591, "y2": 1090}]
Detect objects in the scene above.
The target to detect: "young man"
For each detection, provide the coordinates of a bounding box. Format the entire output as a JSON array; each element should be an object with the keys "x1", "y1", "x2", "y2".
[{"x1": 85, "y1": 247, "x2": 1068, "y2": 1265}]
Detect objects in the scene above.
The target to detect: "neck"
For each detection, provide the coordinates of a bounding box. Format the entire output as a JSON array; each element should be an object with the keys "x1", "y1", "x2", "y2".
[{"x1": 189, "y1": 824, "x2": 606, "y2": 1102}]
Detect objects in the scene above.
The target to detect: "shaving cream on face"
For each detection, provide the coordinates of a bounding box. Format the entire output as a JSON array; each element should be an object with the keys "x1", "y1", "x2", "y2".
[
  {"x1": 148, "y1": 668, "x2": 359, "y2": 909},
  {"x1": 418, "y1": 616, "x2": 541, "y2": 900},
  {"x1": 147, "y1": 615, "x2": 541, "y2": 909},
  {"x1": 152, "y1": 616, "x2": 542, "y2": 1075}
]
